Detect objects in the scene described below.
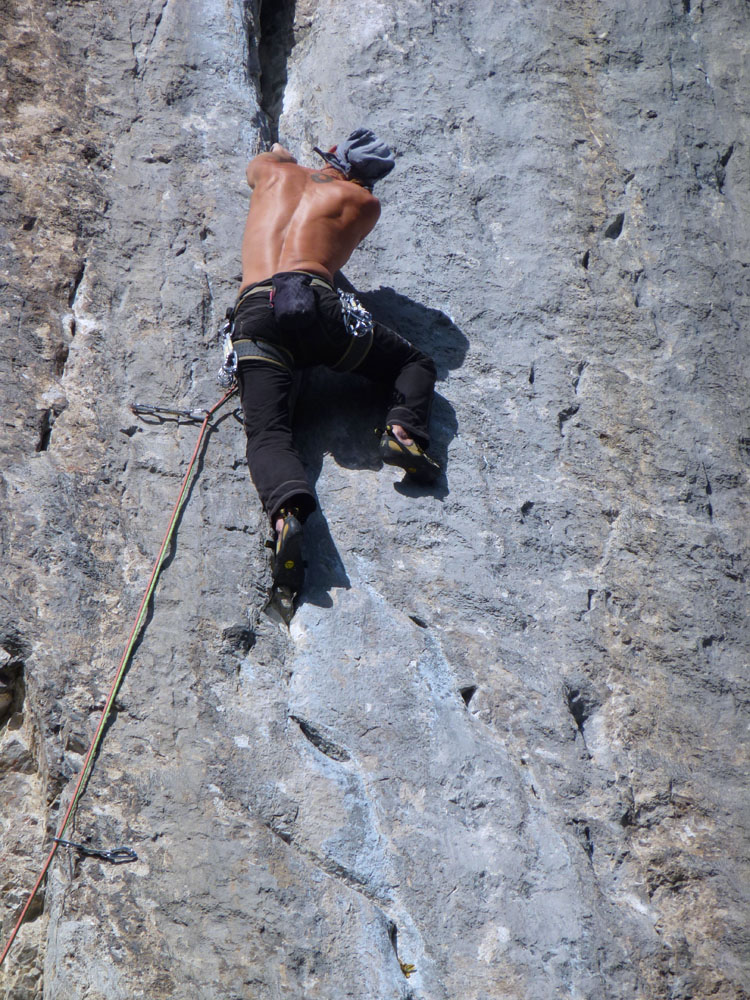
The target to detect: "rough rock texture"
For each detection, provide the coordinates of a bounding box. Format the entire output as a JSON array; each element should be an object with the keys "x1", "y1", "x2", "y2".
[{"x1": 1, "y1": 1, "x2": 748, "y2": 998}]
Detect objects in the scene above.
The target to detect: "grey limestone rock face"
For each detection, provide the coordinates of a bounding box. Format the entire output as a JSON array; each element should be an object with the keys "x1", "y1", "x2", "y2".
[{"x1": 1, "y1": 0, "x2": 748, "y2": 998}]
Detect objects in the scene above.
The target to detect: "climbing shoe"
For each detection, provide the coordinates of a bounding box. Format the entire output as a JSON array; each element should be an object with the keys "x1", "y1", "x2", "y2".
[
  {"x1": 379, "y1": 426, "x2": 441, "y2": 484},
  {"x1": 271, "y1": 509, "x2": 305, "y2": 592}
]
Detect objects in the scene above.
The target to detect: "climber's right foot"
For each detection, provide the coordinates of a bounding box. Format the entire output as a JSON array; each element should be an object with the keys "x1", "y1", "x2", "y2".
[{"x1": 379, "y1": 426, "x2": 441, "y2": 484}]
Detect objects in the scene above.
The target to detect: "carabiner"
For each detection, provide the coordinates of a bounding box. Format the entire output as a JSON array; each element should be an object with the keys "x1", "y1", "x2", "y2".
[{"x1": 54, "y1": 838, "x2": 138, "y2": 864}]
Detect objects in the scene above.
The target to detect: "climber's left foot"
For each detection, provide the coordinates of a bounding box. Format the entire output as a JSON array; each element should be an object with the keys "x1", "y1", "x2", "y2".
[{"x1": 271, "y1": 508, "x2": 305, "y2": 592}]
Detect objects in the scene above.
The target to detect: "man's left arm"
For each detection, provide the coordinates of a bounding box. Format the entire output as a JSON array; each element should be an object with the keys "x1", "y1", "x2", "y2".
[
  {"x1": 246, "y1": 144, "x2": 298, "y2": 188},
  {"x1": 266, "y1": 142, "x2": 297, "y2": 162}
]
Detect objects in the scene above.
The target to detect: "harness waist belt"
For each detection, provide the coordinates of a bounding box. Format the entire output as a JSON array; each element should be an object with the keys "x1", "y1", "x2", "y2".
[{"x1": 234, "y1": 273, "x2": 333, "y2": 313}]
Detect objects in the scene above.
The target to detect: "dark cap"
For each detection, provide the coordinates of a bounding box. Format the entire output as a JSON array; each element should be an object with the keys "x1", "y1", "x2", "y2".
[{"x1": 314, "y1": 128, "x2": 395, "y2": 189}]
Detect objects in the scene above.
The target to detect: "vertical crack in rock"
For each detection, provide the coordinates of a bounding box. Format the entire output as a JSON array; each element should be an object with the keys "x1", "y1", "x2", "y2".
[
  {"x1": 582, "y1": 824, "x2": 593, "y2": 859},
  {"x1": 200, "y1": 271, "x2": 214, "y2": 346},
  {"x1": 150, "y1": 0, "x2": 168, "y2": 46},
  {"x1": 388, "y1": 919, "x2": 399, "y2": 954},
  {"x1": 54, "y1": 313, "x2": 77, "y2": 380},
  {"x1": 257, "y1": 0, "x2": 296, "y2": 144}
]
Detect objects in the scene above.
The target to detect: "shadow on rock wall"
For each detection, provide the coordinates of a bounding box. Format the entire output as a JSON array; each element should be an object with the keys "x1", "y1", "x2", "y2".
[{"x1": 291, "y1": 282, "x2": 468, "y2": 606}]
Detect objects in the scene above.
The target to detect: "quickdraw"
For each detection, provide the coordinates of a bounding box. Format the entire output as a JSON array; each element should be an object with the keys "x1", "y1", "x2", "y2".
[
  {"x1": 54, "y1": 838, "x2": 138, "y2": 865},
  {"x1": 130, "y1": 402, "x2": 211, "y2": 422}
]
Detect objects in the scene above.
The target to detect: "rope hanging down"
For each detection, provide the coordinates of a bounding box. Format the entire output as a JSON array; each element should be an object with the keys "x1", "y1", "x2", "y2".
[{"x1": 0, "y1": 387, "x2": 237, "y2": 970}]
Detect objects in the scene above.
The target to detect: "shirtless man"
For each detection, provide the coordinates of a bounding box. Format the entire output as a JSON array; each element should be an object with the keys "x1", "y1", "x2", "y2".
[{"x1": 232, "y1": 128, "x2": 439, "y2": 592}]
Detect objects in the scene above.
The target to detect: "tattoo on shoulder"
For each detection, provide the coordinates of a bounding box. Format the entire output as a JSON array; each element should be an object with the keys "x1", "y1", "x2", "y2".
[{"x1": 311, "y1": 172, "x2": 335, "y2": 183}]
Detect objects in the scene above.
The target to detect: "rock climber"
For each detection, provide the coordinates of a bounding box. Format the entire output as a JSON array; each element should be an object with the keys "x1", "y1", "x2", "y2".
[{"x1": 231, "y1": 127, "x2": 440, "y2": 593}]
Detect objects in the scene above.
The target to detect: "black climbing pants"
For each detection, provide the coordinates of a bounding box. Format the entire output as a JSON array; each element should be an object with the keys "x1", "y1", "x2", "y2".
[{"x1": 234, "y1": 273, "x2": 436, "y2": 524}]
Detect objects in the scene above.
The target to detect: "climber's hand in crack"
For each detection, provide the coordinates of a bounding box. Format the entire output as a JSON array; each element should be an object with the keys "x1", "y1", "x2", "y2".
[{"x1": 268, "y1": 142, "x2": 297, "y2": 163}]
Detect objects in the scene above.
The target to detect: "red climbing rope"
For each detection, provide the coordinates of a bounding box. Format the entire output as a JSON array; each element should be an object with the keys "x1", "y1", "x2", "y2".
[{"x1": 0, "y1": 387, "x2": 237, "y2": 969}]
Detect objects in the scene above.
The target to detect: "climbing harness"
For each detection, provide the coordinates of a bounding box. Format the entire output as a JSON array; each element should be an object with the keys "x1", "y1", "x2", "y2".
[
  {"x1": 217, "y1": 284, "x2": 376, "y2": 383},
  {"x1": 54, "y1": 838, "x2": 138, "y2": 865},
  {"x1": 0, "y1": 386, "x2": 237, "y2": 970}
]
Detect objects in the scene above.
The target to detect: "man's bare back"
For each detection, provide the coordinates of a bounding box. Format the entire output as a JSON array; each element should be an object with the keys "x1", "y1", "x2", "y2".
[{"x1": 240, "y1": 143, "x2": 381, "y2": 291}]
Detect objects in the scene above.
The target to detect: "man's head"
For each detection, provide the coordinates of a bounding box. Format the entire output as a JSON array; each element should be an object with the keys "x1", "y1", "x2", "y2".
[{"x1": 313, "y1": 128, "x2": 395, "y2": 189}]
